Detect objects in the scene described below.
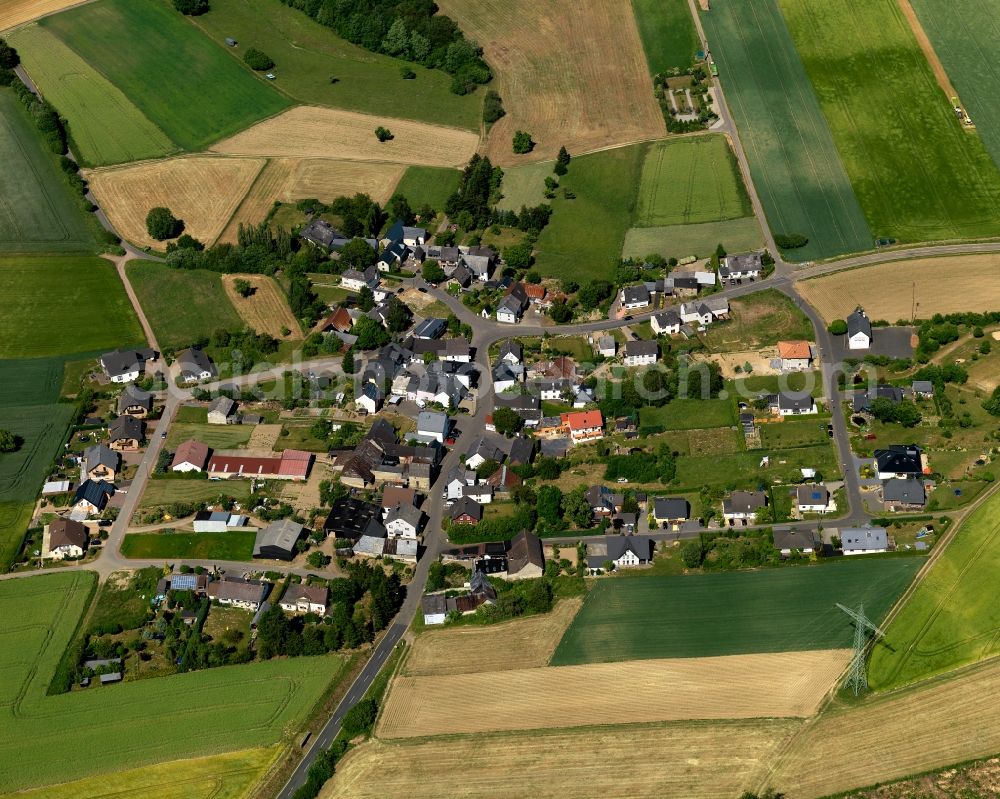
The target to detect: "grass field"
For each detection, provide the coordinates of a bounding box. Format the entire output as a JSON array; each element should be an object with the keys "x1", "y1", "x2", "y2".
[
  {"x1": 188, "y1": 0, "x2": 482, "y2": 130},
  {"x1": 211, "y1": 105, "x2": 479, "y2": 167},
  {"x1": 222, "y1": 274, "x2": 301, "y2": 339},
  {"x1": 638, "y1": 397, "x2": 735, "y2": 430},
  {"x1": 9, "y1": 25, "x2": 176, "y2": 166},
  {"x1": 622, "y1": 217, "x2": 764, "y2": 260},
  {"x1": 0, "y1": 91, "x2": 96, "y2": 252},
  {"x1": 394, "y1": 166, "x2": 463, "y2": 212},
  {"x1": 533, "y1": 143, "x2": 647, "y2": 281},
  {"x1": 121, "y1": 530, "x2": 256, "y2": 560},
  {"x1": 437, "y1": 0, "x2": 664, "y2": 165},
  {"x1": 0, "y1": 256, "x2": 144, "y2": 358},
  {"x1": 630, "y1": 0, "x2": 700, "y2": 74},
  {"x1": 760, "y1": 416, "x2": 829, "y2": 448},
  {"x1": 797, "y1": 254, "x2": 1000, "y2": 324},
  {"x1": 126, "y1": 262, "x2": 242, "y2": 350},
  {"x1": 379, "y1": 649, "x2": 850, "y2": 738},
  {"x1": 163, "y1": 422, "x2": 254, "y2": 451},
  {"x1": 87, "y1": 155, "x2": 265, "y2": 249},
  {"x1": 14, "y1": 747, "x2": 280, "y2": 799},
  {"x1": 41, "y1": 0, "x2": 290, "y2": 151},
  {"x1": 910, "y1": 0, "x2": 1000, "y2": 174},
  {"x1": 496, "y1": 160, "x2": 553, "y2": 211},
  {"x1": 868, "y1": 490, "x2": 1000, "y2": 691},
  {"x1": 702, "y1": 0, "x2": 872, "y2": 260},
  {"x1": 635, "y1": 136, "x2": 751, "y2": 227},
  {"x1": 672, "y1": 443, "x2": 835, "y2": 491},
  {"x1": 0, "y1": 0, "x2": 87, "y2": 31},
  {"x1": 323, "y1": 720, "x2": 802, "y2": 799},
  {"x1": 0, "y1": 572, "x2": 343, "y2": 794},
  {"x1": 552, "y1": 559, "x2": 921, "y2": 664},
  {"x1": 778, "y1": 0, "x2": 1000, "y2": 244},
  {"x1": 699, "y1": 290, "x2": 814, "y2": 351},
  {"x1": 139, "y1": 478, "x2": 252, "y2": 510}
]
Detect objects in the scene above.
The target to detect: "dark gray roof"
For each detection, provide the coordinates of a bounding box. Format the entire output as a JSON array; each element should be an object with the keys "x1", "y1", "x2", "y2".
[
  {"x1": 874, "y1": 445, "x2": 922, "y2": 476},
  {"x1": 605, "y1": 535, "x2": 652, "y2": 562},
  {"x1": 109, "y1": 414, "x2": 143, "y2": 442},
  {"x1": 778, "y1": 391, "x2": 814, "y2": 411},
  {"x1": 208, "y1": 396, "x2": 237, "y2": 417},
  {"x1": 177, "y1": 348, "x2": 216, "y2": 379},
  {"x1": 84, "y1": 444, "x2": 119, "y2": 473},
  {"x1": 253, "y1": 519, "x2": 304, "y2": 557},
  {"x1": 847, "y1": 308, "x2": 872, "y2": 338},
  {"x1": 117, "y1": 384, "x2": 153, "y2": 413},
  {"x1": 720, "y1": 252, "x2": 762, "y2": 276},
  {"x1": 621, "y1": 285, "x2": 650, "y2": 304},
  {"x1": 653, "y1": 310, "x2": 681, "y2": 327},
  {"x1": 796, "y1": 484, "x2": 829, "y2": 505},
  {"x1": 841, "y1": 526, "x2": 888, "y2": 551},
  {"x1": 498, "y1": 339, "x2": 522, "y2": 361},
  {"x1": 853, "y1": 385, "x2": 903, "y2": 412},
  {"x1": 724, "y1": 490, "x2": 767, "y2": 514},
  {"x1": 507, "y1": 436, "x2": 534, "y2": 466},
  {"x1": 413, "y1": 318, "x2": 446, "y2": 339},
  {"x1": 300, "y1": 219, "x2": 340, "y2": 248},
  {"x1": 74, "y1": 479, "x2": 115, "y2": 508},
  {"x1": 883, "y1": 478, "x2": 926, "y2": 505},
  {"x1": 912, "y1": 380, "x2": 934, "y2": 395},
  {"x1": 100, "y1": 349, "x2": 146, "y2": 378},
  {"x1": 773, "y1": 527, "x2": 819, "y2": 551},
  {"x1": 653, "y1": 497, "x2": 689, "y2": 520},
  {"x1": 450, "y1": 496, "x2": 482, "y2": 521},
  {"x1": 624, "y1": 340, "x2": 659, "y2": 357}
]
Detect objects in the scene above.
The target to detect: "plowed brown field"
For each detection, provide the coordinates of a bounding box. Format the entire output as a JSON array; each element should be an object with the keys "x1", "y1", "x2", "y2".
[
  {"x1": 221, "y1": 274, "x2": 301, "y2": 339},
  {"x1": 437, "y1": 0, "x2": 665, "y2": 165},
  {"x1": 404, "y1": 597, "x2": 582, "y2": 676},
  {"x1": 86, "y1": 155, "x2": 264, "y2": 249},
  {"x1": 210, "y1": 106, "x2": 478, "y2": 167},
  {"x1": 378, "y1": 649, "x2": 851, "y2": 738},
  {"x1": 322, "y1": 720, "x2": 802, "y2": 799}
]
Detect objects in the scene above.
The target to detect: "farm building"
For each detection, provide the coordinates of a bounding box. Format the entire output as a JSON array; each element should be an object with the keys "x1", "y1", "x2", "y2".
[
  {"x1": 207, "y1": 396, "x2": 238, "y2": 424},
  {"x1": 253, "y1": 519, "x2": 305, "y2": 561},
  {"x1": 323, "y1": 497, "x2": 385, "y2": 541},
  {"x1": 193, "y1": 511, "x2": 248, "y2": 533},
  {"x1": 507, "y1": 530, "x2": 544, "y2": 579},
  {"x1": 207, "y1": 449, "x2": 313, "y2": 480}
]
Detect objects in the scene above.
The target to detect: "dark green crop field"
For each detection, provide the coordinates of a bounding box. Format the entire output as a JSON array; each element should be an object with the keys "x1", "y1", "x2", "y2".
[
  {"x1": 631, "y1": 0, "x2": 701, "y2": 74},
  {"x1": 551, "y1": 559, "x2": 921, "y2": 664},
  {"x1": 121, "y1": 531, "x2": 256, "y2": 561}
]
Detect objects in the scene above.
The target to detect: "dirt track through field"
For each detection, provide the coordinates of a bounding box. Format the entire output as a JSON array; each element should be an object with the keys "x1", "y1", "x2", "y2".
[
  {"x1": 895, "y1": 0, "x2": 958, "y2": 101},
  {"x1": 86, "y1": 155, "x2": 264, "y2": 249},
  {"x1": 220, "y1": 274, "x2": 301, "y2": 339},
  {"x1": 210, "y1": 106, "x2": 478, "y2": 167},
  {"x1": 324, "y1": 720, "x2": 802, "y2": 799},
  {"x1": 436, "y1": 0, "x2": 665, "y2": 165},
  {"x1": 379, "y1": 649, "x2": 852, "y2": 738},
  {"x1": 797, "y1": 254, "x2": 1000, "y2": 323},
  {"x1": 403, "y1": 598, "x2": 582, "y2": 676}
]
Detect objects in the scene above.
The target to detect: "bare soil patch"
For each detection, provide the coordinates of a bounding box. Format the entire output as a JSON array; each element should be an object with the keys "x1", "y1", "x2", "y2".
[
  {"x1": 322, "y1": 720, "x2": 802, "y2": 799},
  {"x1": 798, "y1": 255, "x2": 1000, "y2": 323},
  {"x1": 379, "y1": 649, "x2": 851, "y2": 738},
  {"x1": 404, "y1": 598, "x2": 583, "y2": 677},
  {"x1": 86, "y1": 155, "x2": 264, "y2": 249},
  {"x1": 694, "y1": 350, "x2": 780, "y2": 378},
  {"x1": 221, "y1": 274, "x2": 301, "y2": 339},
  {"x1": 210, "y1": 106, "x2": 479, "y2": 167},
  {"x1": 246, "y1": 423, "x2": 283, "y2": 451},
  {"x1": 436, "y1": 0, "x2": 665, "y2": 165}
]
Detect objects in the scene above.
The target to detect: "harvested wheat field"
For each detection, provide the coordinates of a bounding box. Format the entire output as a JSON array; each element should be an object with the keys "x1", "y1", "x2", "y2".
[
  {"x1": 211, "y1": 106, "x2": 478, "y2": 167},
  {"x1": 798, "y1": 254, "x2": 1000, "y2": 324},
  {"x1": 0, "y1": 0, "x2": 88, "y2": 31},
  {"x1": 323, "y1": 720, "x2": 802, "y2": 799},
  {"x1": 764, "y1": 658, "x2": 1000, "y2": 798},
  {"x1": 379, "y1": 649, "x2": 851, "y2": 738},
  {"x1": 437, "y1": 0, "x2": 664, "y2": 164},
  {"x1": 221, "y1": 274, "x2": 301, "y2": 339},
  {"x1": 87, "y1": 155, "x2": 264, "y2": 249},
  {"x1": 218, "y1": 158, "x2": 405, "y2": 243},
  {"x1": 404, "y1": 598, "x2": 582, "y2": 677}
]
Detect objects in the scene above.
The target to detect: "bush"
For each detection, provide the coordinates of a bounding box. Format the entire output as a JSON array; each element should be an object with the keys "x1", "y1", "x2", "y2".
[
  {"x1": 483, "y1": 89, "x2": 505, "y2": 124},
  {"x1": 172, "y1": 0, "x2": 209, "y2": 13},
  {"x1": 512, "y1": 130, "x2": 534, "y2": 154},
  {"x1": 145, "y1": 207, "x2": 183, "y2": 241},
  {"x1": 828, "y1": 319, "x2": 848, "y2": 335},
  {"x1": 399, "y1": 67, "x2": 416, "y2": 79},
  {"x1": 375, "y1": 126, "x2": 393, "y2": 142},
  {"x1": 243, "y1": 48, "x2": 274, "y2": 70},
  {"x1": 341, "y1": 698, "x2": 378, "y2": 737},
  {"x1": 774, "y1": 233, "x2": 809, "y2": 249}
]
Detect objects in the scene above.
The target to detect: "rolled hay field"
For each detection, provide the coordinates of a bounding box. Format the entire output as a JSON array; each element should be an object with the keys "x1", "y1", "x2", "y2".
[
  {"x1": 86, "y1": 155, "x2": 265, "y2": 249},
  {"x1": 322, "y1": 719, "x2": 803, "y2": 799},
  {"x1": 764, "y1": 657, "x2": 1000, "y2": 798},
  {"x1": 221, "y1": 274, "x2": 302, "y2": 339},
  {"x1": 797, "y1": 254, "x2": 1000, "y2": 324},
  {"x1": 0, "y1": 0, "x2": 88, "y2": 31},
  {"x1": 210, "y1": 106, "x2": 479, "y2": 167},
  {"x1": 404, "y1": 597, "x2": 583, "y2": 677},
  {"x1": 378, "y1": 649, "x2": 851, "y2": 738},
  {"x1": 435, "y1": 0, "x2": 665, "y2": 165},
  {"x1": 218, "y1": 157, "x2": 405, "y2": 244}
]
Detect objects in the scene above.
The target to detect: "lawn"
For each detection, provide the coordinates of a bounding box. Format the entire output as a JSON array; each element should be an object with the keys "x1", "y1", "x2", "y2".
[
  {"x1": 702, "y1": 0, "x2": 872, "y2": 260},
  {"x1": 533, "y1": 143, "x2": 647, "y2": 282},
  {"x1": 910, "y1": 0, "x2": 1000, "y2": 173},
  {"x1": 639, "y1": 398, "x2": 735, "y2": 431},
  {"x1": 139, "y1": 478, "x2": 252, "y2": 510},
  {"x1": 393, "y1": 166, "x2": 463, "y2": 212},
  {"x1": 699, "y1": 290, "x2": 814, "y2": 351},
  {"x1": 164, "y1": 423, "x2": 253, "y2": 451},
  {"x1": 8, "y1": 25, "x2": 176, "y2": 166},
  {"x1": 0, "y1": 91, "x2": 97, "y2": 252},
  {"x1": 730, "y1": 371, "x2": 819, "y2": 397},
  {"x1": 630, "y1": 0, "x2": 700, "y2": 74},
  {"x1": 41, "y1": 0, "x2": 290, "y2": 152},
  {"x1": 869, "y1": 490, "x2": 1000, "y2": 691},
  {"x1": 551, "y1": 558, "x2": 922, "y2": 664},
  {"x1": 189, "y1": 0, "x2": 482, "y2": 131},
  {"x1": 760, "y1": 417, "x2": 830, "y2": 448},
  {"x1": 126, "y1": 262, "x2": 242, "y2": 350},
  {"x1": 0, "y1": 572, "x2": 342, "y2": 794},
  {"x1": 622, "y1": 217, "x2": 764, "y2": 260},
  {"x1": 497, "y1": 161, "x2": 554, "y2": 211},
  {"x1": 778, "y1": 0, "x2": 1000, "y2": 244},
  {"x1": 635, "y1": 136, "x2": 751, "y2": 227},
  {"x1": 121, "y1": 530, "x2": 256, "y2": 560},
  {"x1": 672, "y1": 443, "x2": 836, "y2": 491},
  {"x1": 0, "y1": 256, "x2": 144, "y2": 358}
]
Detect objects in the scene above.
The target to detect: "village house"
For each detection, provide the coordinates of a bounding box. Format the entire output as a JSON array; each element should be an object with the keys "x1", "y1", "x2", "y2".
[
  {"x1": 497, "y1": 339, "x2": 523, "y2": 365},
  {"x1": 796, "y1": 484, "x2": 831, "y2": 513},
  {"x1": 912, "y1": 380, "x2": 935, "y2": 398},
  {"x1": 46, "y1": 518, "x2": 88, "y2": 560},
  {"x1": 854, "y1": 384, "x2": 903, "y2": 413},
  {"x1": 650, "y1": 309, "x2": 682, "y2": 335},
  {"x1": 497, "y1": 283, "x2": 529, "y2": 324},
  {"x1": 874, "y1": 445, "x2": 924, "y2": 480},
  {"x1": 883, "y1": 478, "x2": 926, "y2": 510},
  {"x1": 176, "y1": 348, "x2": 216, "y2": 383},
  {"x1": 317, "y1": 306, "x2": 354, "y2": 334},
  {"x1": 719, "y1": 252, "x2": 762, "y2": 283},
  {"x1": 108, "y1": 415, "x2": 144, "y2": 451},
  {"x1": 596, "y1": 336, "x2": 616, "y2": 358},
  {"x1": 652, "y1": 497, "x2": 690, "y2": 528},
  {"x1": 450, "y1": 497, "x2": 483, "y2": 525},
  {"x1": 775, "y1": 391, "x2": 817, "y2": 416},
  {"x1": 847, "y1": 307, "x2": 872, "y2": 350},
  {"x1": 279, "y1": 584, "x2": 328, "y2": 615},
  {"x1": 208, "y1": 578, "x2": 271, "y2": 611},
  {"x1": 465, "y1": 436, "x2": 505, "y2": 470},
  {"x1": 620, "y1": 284, "x2": 651, "y2": 310},
  {"x1": 72, "y1": 480, "x2": 115, "y2": 517},
  {"x1": 100, "y1": 348, "x2": 156, "y2": 384},
  {"x1": 841, "y1": 526, "x2": 888, "y2": 555},
  {"x1": 171, "y1": 439, "x2": 210, "y2": 472},
  {"x1": 506, "y1": 530, "x2": 545, "y2": 579},
  {"x1": 773, "y1": 527, "x2": 819, "y2": 557},
  {"x1": 117, "y1": 384, "x2": 153, "y2": 418},
  {"x1": 253, "y1": 519, "x2": 305, "y2": 561},
  {"x1": 671, "y1": 275, "x2": 701, "y2": 298},
  {"x1": 492, "y1": 361, "x2": 523, "y2": 394},
  {"x1": 416, "y1": 410, "x2": 449, "y2": 444},
  {"x1": 84, "y1": 444, "x2": 119, "y2": 482},
  {"x1": 341, "y1": 266, "x2": 381, "y2": 292},
  {"x1": 355, "y1": 383, "x2": 384, "y2": 415},
  {"x1": 561, "y1": 410, "x2": 604, "y2": 444},
  {"x1": 777, "y1": 340, "x2": 812, "y2": 371},
  {"x1": 607, "y1": 535, "x2": 653, "y2": 568},
  {"x1": 623, "y1": 340, "x2": 659, "y2": 367},
  {"x1": 385, "y1": 504, "x2": 423, "y2": 539},
  {"x1": 723, "y1": 490, "x2": 767, "y2": 523},
  {"x1": 207, "y1": 396, "x2": 238, "y2": 425},
  {"x1": 462, "y1": 483, "x2": 494, "y2": 504}
]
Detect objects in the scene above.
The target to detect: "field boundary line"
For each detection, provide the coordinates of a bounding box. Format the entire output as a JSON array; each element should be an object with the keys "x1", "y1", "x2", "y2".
[{"x1": 0, "y1": 0, "x2": 98, "y2": 34}]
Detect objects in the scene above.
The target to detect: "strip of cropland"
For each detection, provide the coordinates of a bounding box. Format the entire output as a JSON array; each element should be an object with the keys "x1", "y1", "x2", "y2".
[
  {"x1": 188, "y1": 0, "x2": 482, "y2": 131},
  {"x1": 0, "y1": 572, "x2": 343, "y2": 794},
  {"x1": 551, "y1": 559, "x2": 922, "y2": 665},
  {"x1": 121, "y1": 531, "x2": 256, "y2": 560},
  {"x1": 868, "y1": 490, "x2": 1000, "y2": 691},
  {"x1": 631, "y1": 0, "x2": 701, "y2": 74},
  {"x1": 702, "y1": 0, "x2": 872, "y2": 260},
  {"x1": 623, "y1": 217, "x2": 763, "y2": 260},
  {"x1": 0, "y1": 90, "x2": 96, "y2": 252},
  {"x1": 8, "y1": 25, "x2": 177, "y2": 166},
  {"x1": 908, "y1": 0, "x2": 1000, "y2": 173},
  {"x1": 40, "y1": 0, "x2": 290, "y2": 151},
  {"x1": 778, "y1": 0, "x2": 1000, "y2": 244}
]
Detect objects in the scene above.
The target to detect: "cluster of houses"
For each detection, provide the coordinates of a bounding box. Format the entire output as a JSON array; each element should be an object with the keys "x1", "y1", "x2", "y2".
[
  {"x1": 444, "y1": 434, "x2": 536, "y2": 527},
  {"x1": 321, "y1": 486, "x2": 424, "y2": 562},
  {"x1": 155, "y1": 569, "x2": 333, "y2": 619},
  {"x1": 872, "y1": 444, "x2": 930, "y2": 511},
  {"x1": 100, "y1": 346, "x2": 215, "y2": 385}
]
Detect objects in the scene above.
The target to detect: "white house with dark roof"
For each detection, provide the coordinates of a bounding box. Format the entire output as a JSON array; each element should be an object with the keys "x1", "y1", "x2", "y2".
[
  {"x1": 176, "y1": 348, "x2": 216, "y2": 383},
  {"x1": 623, "y1": 340, "x2": 659, "y2": 367},
  {"x1": 207, "y1": 396, "x2": 238, "y2": 425},
  {"x1": 651, "y1": 309, "x2": 681, "y2": 335},
  {"x1": 342, "y1": 266, "x2": 381, "y2": 292},
  {"x1": 847, "y1": 307, "x2": 872, "y2": 350},
  {"x1": 100, "y1": 349, "x2": 152, "y2": 383},
  {"x1": 776, "y1": 391, "x2": 816, "y2": 416},
  {"x1": 723, "y1": 490, "x2": 767, "y2": 522},
  {"x1": 385, "y1": 504, "x2": 423, "y2": 539},
  {"x1": 620, "y1": 284, "x2": 651, "y2": 310},
  {"x1": 796, "y1": 484, "x2": 831, "y2": 513},
  {"x1": 841, "y1": 526, "x2": 888, "y2": 555},
  {"x1": 355, "y1": 383, "x2": 384, "y2": 414},
  {"x1": 719, "y1": 252, "x2": 762, "y2": 283}
]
